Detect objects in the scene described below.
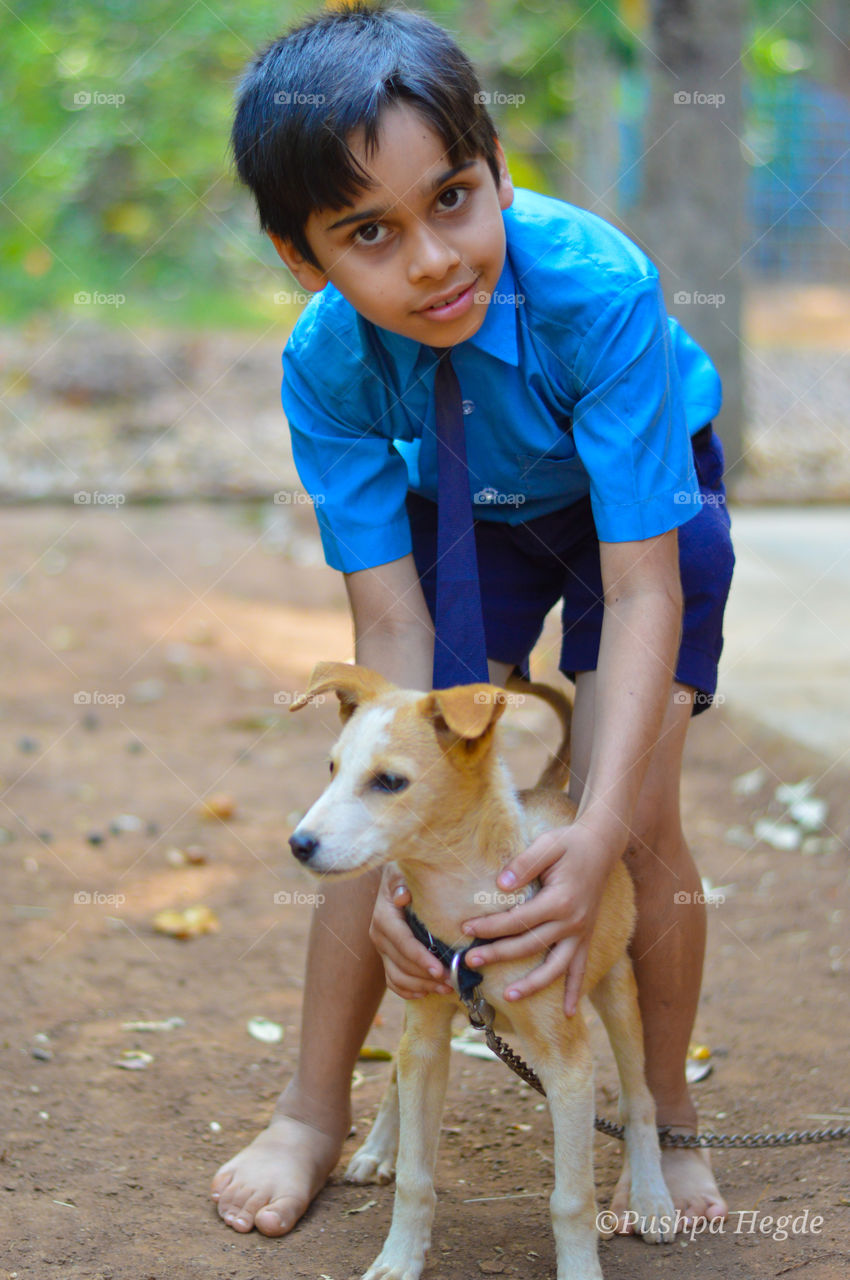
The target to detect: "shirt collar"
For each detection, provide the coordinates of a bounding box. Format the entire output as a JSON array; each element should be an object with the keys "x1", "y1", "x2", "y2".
[{"x1": 368, "y1": 249, "x2": 520, "y2": 390}]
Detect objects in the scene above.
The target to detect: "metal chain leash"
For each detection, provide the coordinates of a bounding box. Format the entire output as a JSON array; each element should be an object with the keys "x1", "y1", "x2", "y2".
[
  {"x1": 479, "y1": 1016, "x2": 850, "y2": 1150},
  {"x1": 594, "y1": 1115, "x2": 850, "y2": 1149}
]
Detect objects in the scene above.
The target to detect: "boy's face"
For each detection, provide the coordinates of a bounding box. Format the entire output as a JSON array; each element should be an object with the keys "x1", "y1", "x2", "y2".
[{"x1": 269, "y1": 104, "x2": 514, "y2": 347}]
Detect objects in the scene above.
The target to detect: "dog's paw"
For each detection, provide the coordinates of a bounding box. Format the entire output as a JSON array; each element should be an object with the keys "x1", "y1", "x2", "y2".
[
  {"x1": 362, "y1": 1257, "x2": 421, "y2": 1280},
  {"x1": 632, "y1": 1191, "x2": 677, "y2": 1245},
  {"x1": 344, "y1": 1148, "x2": 396, "y2": 1185}
]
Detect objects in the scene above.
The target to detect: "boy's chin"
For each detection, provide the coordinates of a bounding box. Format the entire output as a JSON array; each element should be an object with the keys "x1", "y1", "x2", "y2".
[{"x1": 395, "y1": 303, "x2": 490, "y2": 349}]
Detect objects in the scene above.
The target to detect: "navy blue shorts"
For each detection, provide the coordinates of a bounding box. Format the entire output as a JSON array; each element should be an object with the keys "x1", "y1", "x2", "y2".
[{"x1": 408, "y1": 425, "x2": 735, "y2": 716}]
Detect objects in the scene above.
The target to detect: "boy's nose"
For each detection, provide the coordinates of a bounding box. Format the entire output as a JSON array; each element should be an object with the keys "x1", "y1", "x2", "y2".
[
  {"x1": 289, "y1": 830, "x2": 320, "y2": 863},
  {"x1": 408, "y1": 228, "x2": 460, "y2": 283}
]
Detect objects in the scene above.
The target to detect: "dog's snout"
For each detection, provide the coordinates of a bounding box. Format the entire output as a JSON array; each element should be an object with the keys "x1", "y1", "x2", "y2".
[{"x1": 289, "y1": 830, "x2": 320, "y2": 863}]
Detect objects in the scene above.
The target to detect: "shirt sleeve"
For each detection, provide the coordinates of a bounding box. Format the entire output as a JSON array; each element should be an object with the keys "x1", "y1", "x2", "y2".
[
  {"x1": 281, "y1": 342, "x2": 413, "y2": 573},
  {"x1": 571, "y1": 274, "x2": 702, "y2": 542}
]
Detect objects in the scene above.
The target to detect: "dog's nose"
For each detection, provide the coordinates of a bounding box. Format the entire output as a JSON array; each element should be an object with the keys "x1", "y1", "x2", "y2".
[{"x1": 289, "y1": 830, "x2": 320, "y2": 863}]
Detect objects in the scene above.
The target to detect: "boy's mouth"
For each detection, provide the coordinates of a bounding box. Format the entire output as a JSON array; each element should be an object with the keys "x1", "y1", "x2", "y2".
[{"x1": 417, "y1": 276, "x2": 479, "y2": 321}]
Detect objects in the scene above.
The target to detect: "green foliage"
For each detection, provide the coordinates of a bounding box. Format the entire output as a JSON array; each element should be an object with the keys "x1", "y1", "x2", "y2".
[
  {"x1": 2, "y1": 0, "x2": 287, "y2": 325},
  {"x1": 0, "y1": 0, "x2": 836, "y2": 328}
]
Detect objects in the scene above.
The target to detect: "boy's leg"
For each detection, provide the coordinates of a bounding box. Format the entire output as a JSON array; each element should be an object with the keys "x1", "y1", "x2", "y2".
[
  {"x1": 569, "y1": 671, "x2": 727, "y2": 1225},
  {"x1": 211, "y1": 871, "x2": 385, "y2": 1235}
]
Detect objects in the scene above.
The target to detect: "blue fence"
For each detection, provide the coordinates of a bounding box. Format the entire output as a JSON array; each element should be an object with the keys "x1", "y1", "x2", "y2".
[{"x1": 617, "y1": 74, "x2": 850, "y2": 281}]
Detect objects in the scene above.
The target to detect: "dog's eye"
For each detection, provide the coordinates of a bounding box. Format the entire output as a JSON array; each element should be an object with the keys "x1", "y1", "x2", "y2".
[
  {"x1": 328, "y1": 761, "x2": 335, "y2": 776},
  {"x1": 372, "y1": 772, "x2": 409, "y2": 794}
]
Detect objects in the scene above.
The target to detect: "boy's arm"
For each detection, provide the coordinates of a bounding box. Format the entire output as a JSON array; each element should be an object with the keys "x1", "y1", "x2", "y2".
[
  {"x1": 344, "y1": 553, "x2": 434, "y2": 689},
  {"x1": 572, "y1": 527, "x2": 683, "y2": 853},
  {"x1": 460, "y1": 528, "x2": 683, "y2": 1014},
  {"x1": 345, "y1": 555, "x2": 455, "y2": 999}
]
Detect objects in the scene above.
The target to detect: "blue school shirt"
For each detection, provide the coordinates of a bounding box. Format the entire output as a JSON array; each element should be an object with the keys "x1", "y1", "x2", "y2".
[{"x1": 281, "y1": 188, "x2": 721, "y2": 574}]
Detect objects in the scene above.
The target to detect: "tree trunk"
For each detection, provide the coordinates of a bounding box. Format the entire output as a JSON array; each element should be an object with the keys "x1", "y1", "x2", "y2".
[{"x1": 633, "y1": 0, "x2": 746, "y2": 477}]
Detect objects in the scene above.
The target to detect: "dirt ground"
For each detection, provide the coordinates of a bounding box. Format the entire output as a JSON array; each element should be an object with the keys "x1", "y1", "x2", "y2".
[{"x1": 1, "y1": 503, "x2": 849, "y2": 1280}]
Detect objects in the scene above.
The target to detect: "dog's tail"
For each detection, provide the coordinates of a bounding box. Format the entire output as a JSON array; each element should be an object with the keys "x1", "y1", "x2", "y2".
[{"x1": 505, "y1": 672, "x2": 572, "y2": 791}]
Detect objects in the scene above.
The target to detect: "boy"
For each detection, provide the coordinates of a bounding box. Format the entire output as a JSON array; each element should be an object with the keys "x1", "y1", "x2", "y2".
[{"x1": 212, "y1": 1, "x2": 733, "y2": 1238}]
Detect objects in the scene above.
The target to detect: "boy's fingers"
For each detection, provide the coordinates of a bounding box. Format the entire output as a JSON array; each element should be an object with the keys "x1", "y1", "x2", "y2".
[
  {"x1": 501, "y1": 939, "x2": 574, "y2": 1001},
  {"x1": 382, "y1": 941, "x2": 451, "y2": 992},
  {"x1": 465, "y1": 920, "x2": 563, "y2": 969},
  {"x1": 462, "y1": 908, "x2": 518, "y2": 938},
  {"x1": 497, "y1": 829, "x2": 567, "y2": 891},
  {"x1": 385, "y1": 967, "x2": 452, "y2": 1000},
  {"x1": 387, "y1": 872, "x2": 410, "y2": 903},
  {"x1": 463, "y1": 890, "x2": 573, "y2": 939},
  {"x1": 387, "y1": 918, "x2": 449, "y2": 981},
  {"x1": 562, "y1": 943, "x2": 588, "y2": 1016}
]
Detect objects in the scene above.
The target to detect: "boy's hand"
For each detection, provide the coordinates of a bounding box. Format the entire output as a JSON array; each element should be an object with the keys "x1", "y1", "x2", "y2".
[
  {"x1": 460, "y1": 822, "x2": 620, "y2": 1016},
  {"x1": 370, "y1": 865, "x2": 454, "y2": 1000}
]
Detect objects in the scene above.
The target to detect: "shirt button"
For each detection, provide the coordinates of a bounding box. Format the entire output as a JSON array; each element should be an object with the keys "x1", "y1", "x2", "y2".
[{"x1": 462, "y1": 399, "x2": 475, "y2": 415}]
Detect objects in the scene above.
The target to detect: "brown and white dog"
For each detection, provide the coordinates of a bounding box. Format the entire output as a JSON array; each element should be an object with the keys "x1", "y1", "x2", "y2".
[{"x1": 289, "y1": 661, "x2": 675, "y2": 1280}]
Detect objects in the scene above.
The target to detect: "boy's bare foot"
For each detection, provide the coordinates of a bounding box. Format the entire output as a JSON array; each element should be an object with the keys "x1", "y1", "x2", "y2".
[
  {"x1": 609, "y1": 1114, "x2": 727, "y2": 1232},
  {"x1": 211, "y1": 1092, "x2": 350, "y2": 1236}
]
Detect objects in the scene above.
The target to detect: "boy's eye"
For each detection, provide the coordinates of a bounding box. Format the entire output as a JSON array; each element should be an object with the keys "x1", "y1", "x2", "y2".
[
  {"x1": 437, "y1": 186, "x2": 469, "y2": 212},
  {"x1": 353, "y1": 222, "x2": 389, "y2": 246}
]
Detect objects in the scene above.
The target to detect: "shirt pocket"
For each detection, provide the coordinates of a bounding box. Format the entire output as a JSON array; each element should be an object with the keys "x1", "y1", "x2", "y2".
[{"x1": 515, "y1": 452, "x2": 587, "y2": 503}]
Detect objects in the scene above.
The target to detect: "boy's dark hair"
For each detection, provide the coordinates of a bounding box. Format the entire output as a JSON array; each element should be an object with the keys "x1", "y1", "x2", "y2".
[{"x1": 231, "y1": 2, "x2": 500, "y2": 267}]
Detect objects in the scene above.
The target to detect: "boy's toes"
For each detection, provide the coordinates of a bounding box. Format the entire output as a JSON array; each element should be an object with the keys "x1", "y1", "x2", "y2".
[
  {"x1": 663, "y1": 1148, "x2": 727, "y2": 1227},
  {"x1": 218, "y1": 1187, "x2": 284, "y2": 1233},
  {"x1": 679, "y1": 1189, "x2": 727, "y2": 1227},
  {"x1": 215, "y1": 1181, "x2": 254, "y2": 1231},
  {"x1": 210, "y1": 1167, "x2": 234, "y2": 1203},
  {"x1": 608, "y1": 1166, "x2": 636, "y2": 1233},
  {"x1": 254, "y1": 1196, "x2": 308, "y2": 1236}
]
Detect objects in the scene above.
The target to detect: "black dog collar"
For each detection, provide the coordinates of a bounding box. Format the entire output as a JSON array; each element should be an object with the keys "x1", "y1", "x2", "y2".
[{"x1": 403, "y1": 905, "x2": 488, "y2": 1004}]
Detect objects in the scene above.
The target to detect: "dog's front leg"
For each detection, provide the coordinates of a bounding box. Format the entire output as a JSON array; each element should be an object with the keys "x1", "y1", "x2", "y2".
[
  {"x1": 509, "y1": 1005, "x2": 603, "y2": 1280},
  {"x1": 346, "y1": 1061, "x2": 399, "y2": 1185},
  {"x1": 590, "y1": 955, "x2": 675, "y2": 1242},
  {"x1": 363, "y1": 996, "x2": 455, "y2": 1280}
]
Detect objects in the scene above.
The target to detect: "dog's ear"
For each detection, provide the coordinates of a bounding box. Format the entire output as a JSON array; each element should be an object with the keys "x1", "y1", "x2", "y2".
[
  {"x1": 422, "y1": 684, "x2": 508, "y2": 756},
  {"x1": 290, "y1": 661, "x2": 395, "y2": 724}
]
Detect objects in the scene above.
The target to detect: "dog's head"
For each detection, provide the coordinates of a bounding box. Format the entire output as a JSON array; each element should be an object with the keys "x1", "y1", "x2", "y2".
[{"x1": 287, "y1": 661, "x2": 509, "y2": 877}]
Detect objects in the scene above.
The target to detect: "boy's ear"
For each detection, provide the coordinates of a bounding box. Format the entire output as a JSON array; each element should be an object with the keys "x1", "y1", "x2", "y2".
[
  {"x1": 267, "y1": 231, "x2": 328, "y2": 293},
  {"x1": 492, "y1": 139, "x2": 514, "y2": 213}
]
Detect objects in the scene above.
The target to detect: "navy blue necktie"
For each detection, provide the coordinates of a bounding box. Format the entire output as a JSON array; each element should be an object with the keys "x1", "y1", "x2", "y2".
[{"x1": 431, "y1": 348, "x2": 489, "y2": 689}]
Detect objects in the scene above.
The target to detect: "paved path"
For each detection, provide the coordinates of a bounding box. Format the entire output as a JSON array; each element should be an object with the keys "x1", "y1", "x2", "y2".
[{"x1": 721, "y1": 505, "x2": 850, "y2": 764}]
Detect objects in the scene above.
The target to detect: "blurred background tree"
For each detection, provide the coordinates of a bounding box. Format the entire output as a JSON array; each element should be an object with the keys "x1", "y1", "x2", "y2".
[{"x1": 2, "y1": 1, "x2": 848, "y2": 408}]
